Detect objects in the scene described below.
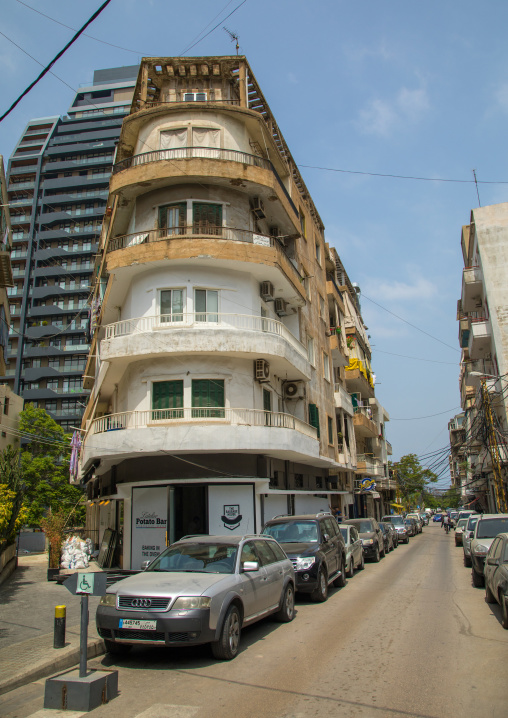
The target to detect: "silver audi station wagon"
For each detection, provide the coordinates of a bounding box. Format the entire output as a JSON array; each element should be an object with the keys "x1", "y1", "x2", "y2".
[{"x1": 96, "y1": 535, "x2": 295, "y2": 660}]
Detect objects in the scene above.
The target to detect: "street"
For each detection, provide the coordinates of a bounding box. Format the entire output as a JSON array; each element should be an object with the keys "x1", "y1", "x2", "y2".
[{"x1": 2, "y1": 524, "x2": 507, "y2": 718}]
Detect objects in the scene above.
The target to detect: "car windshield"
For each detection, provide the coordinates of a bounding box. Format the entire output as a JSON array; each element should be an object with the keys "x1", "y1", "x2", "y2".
[
  {"x1": 467, "y1": 516, "x2": 479, "y2": 531},
  {"x1": 147, "y1": 542, "x2": 238, "y2": 573},
  {"x1": 263, "y1": 520, "x2": 319, "y2": 543},
  {"x1": 404, "y1": 520, "x2": 412, "y2": 525},
  {"x1": 379, "y1": 524, "x2": 387, "y2": 533},
  {"x1": 476, "y1": 518, "x2": 508, "y2": 539},
  {"x1": 339, "y1": 527, "x2": 348, "y2": 542},
  {"x1": 457, "y1": 519, "x2": 468, "y2": 529},
  {"x1": 385, "y1": 516, "x2": 404, "y2": 526},
  {"x1": 347, "y1": 521, "x2": 374, "y2": 533}
]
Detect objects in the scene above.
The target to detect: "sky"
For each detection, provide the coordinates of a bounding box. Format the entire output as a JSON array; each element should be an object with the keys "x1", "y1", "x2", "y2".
[{"x1": 2, "y1": 0, "x2": 508, "y2": 490}]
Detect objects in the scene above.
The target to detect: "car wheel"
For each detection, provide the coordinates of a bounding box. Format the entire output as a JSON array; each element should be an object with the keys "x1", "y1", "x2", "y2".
[
  {"x1": 311, "y1": 567, "x2": 328, "y2": 602},
  {"x1": 501, "y1": 593, "x2": 508, "y2": 630},
  {"x1": 211, "y1": 604, "x2": 241, "y2": 660},
  {"x1": 104, "y1": 640, "x2": 132, "y2": 656},
  {"x1": 373, "y1": 545, "x2": 380, "y2": 562},
  {"x1": 275, "y1": 583, "x2": 295, "y2": 622},
  {"x1": 472, "y1": 567, "x2": 485, "y2": 588},
  {"x1": 485, "y1": 581, "x2": 496, "y2": 604},
  {"x1": 358, "y1": 552, "x2": 365, "y2": 570},
  {"x1": 346, "y1": 555, "x2": 355, "y2": 578}
]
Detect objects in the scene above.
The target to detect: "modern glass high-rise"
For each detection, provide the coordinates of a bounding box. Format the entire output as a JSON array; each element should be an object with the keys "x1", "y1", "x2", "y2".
[{"x1": 3, "y1": 66, "x2": 138, "y2": 430}]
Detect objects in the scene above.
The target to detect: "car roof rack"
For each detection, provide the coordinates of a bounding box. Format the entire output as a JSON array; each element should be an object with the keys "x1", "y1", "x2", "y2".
[{"x1": 316, "y1": 511, "x2": 332, "y2": 517}]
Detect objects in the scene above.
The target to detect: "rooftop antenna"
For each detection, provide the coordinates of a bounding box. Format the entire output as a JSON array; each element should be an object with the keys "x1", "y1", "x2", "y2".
[
  {"x1": 224, "y1": 27, "x2": 239, "y2": 55},
  {"x1": 472, "y1": 169, "x2": 481, "y2": 207}
]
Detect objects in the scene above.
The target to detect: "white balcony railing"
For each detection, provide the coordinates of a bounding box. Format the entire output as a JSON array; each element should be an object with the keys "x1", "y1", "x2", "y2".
[
  {"x1": 104, "y1": 313, "x2": 307, "y2": 359},
  {"x1": 86, "y1": 408, "x2": 318, "y2": 440}
]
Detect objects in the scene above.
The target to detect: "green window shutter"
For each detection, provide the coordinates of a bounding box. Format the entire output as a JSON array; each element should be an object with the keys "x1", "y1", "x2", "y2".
[
  {"x1": 192, "y1": 379, "x2": 224, "y2": 417},
  {"x1": 152, "y1": 381, "x2": 183, "y2": 418},
  {"x1": 328, "y1": 416, "x2": 333, "y2": 444},
  {"x1": 158, "y1": 203, "x2": 186, "y2": 231},
  {"x1": 308, "y1": 403, "x2": 320, "y2": 439},
  {"x1": 192, "y1": 203, "x2": 222, "y2": 233}
]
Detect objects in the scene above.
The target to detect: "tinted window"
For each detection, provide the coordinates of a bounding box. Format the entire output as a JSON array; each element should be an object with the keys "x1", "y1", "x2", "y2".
[
  {"x1": 148, "y1": 542, "x2": 237, "y2": 573},
  {"x1": 263, "y1": 520, "x2": 319, "y2": 543},
  {"x1": 477, "y1": 518, "x2": 508, "y2": 538},
  {"x1": 254, "y1": 540, "x2": 277, "y2": 566},
  {"x1": 240, "y1": 541, "x2": 259, "y2": 564},
  {"x1": 339, "y1": 527, "x2": 348, "y2": 542},
  {"x1": 490, "y1": 538, "x2": 502, "y2": 560},
  {"x1": 267, "y1": 540, "x2": 287, "y2": 562},
  {"x1": 323, "y1": 518, "x2": 338, "y2": 537},
  {"x1": 351, "y1": 528, "x2": 358, "y2": 541},
  {"x1": 467, "y1": 516, "x2": 479, "y2": 531}
]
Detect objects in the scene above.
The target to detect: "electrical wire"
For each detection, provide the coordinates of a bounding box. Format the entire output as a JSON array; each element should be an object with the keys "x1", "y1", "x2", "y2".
[
  {"x1": 390, "y1": 407, "x2": 462, "y2": 421},
  {"x1": 374, "y1": 348, "x2": 459, "y2": 366},
  {"x1": 0, "y1": 0, "x2": 114, "y2": 123},
  {"x1": 179, "y1": 0, "x2": 248, "y2": 56}
]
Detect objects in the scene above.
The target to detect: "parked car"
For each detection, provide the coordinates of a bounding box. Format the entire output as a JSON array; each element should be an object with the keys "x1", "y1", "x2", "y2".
[
  {"x1": 404, "y1": 518, "x2": 416, "y2": 537},
  {"x1": 463, "y1": 514, "x2": 480, "y2": 567},
  {"x1": 262, "y1": 513, "x2": 346, "y2": 602},
  {"x1": 470, "y1": 514, "x2": 508, "y2": 587},
  {"x1": 379, "y1": 522, "x2": 395, "y2": 552},
  {"x1": 339, "y1": 524, "x2": 365, "y2": 576},
  {"x1": 419, "y1": 513, "x2": 429, "y2": 526},
  {"x1": 457, "y1": 510, "x2": 476, "y2": 524},
  {"x1": 449, "y1": 511, "x2": 459, "y2": 527},
  {"x1": 433, "y1": 513, "x2": 443, "y2": 523},
  {"x1": 381, "y1": 515, "x2": 409, "y2": 544},
  {"x1": 454, "y1": 517, "x2": 468, "y2": 546},
  {"x1": 406, "y1": 513, "x2": 423, "y2": 532},
  {"x1": 484, "y1": 532, "x2": 508, "y2": 629},
  {"x1": 342, "y1": 518, "x2": 385, "y2": 562},
  {"x1": 96, "y1": 534, "x2": 295, "y2": 660},
  {"x1": 384, "y1": 522, "x2": 399, "y2": 548}
]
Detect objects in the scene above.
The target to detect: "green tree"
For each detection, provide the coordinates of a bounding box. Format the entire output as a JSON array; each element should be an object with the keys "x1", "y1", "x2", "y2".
[
  {"x1": 0, "y1": 445, "x2": 27, "y2": 549},
  {"x1": 19, "y1": 404, "x2": 85, "y2": 526},
  {"x1": 391, "y1": 453, "x2": 438, "y2": 510}
]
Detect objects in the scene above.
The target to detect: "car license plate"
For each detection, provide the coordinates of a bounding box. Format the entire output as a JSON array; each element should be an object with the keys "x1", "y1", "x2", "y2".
[{"x1": 119, "y1": 619, "x2": 156, "y2": 630}]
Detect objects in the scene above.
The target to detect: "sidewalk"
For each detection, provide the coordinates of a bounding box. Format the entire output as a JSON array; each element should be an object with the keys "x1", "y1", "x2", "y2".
[{"x1": 0, "y1": 554, "x2": 105, "y2": 696}]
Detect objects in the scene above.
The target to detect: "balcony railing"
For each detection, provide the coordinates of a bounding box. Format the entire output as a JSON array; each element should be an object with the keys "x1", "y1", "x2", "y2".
[
  {"x1": 104, "y1": 312, "x2": 307, "y2": 358},
  {"x1": 87, "y1": 408, "x2": 318, "y2": 440},
  {"x1": 353, "y1": 403, "x2": 374, "y2": 420},
  {"x1": 112, "y1": 147, "x2": 298, "y2": 216}
]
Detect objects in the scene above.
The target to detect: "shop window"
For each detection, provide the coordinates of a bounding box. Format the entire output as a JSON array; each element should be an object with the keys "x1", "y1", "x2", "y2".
[
  {"x1": 191, "y1": 379, "x2": 224, "y2": 418},
  {"x1": 152, "y1": 380, "x2": 184, "y2": 419}
]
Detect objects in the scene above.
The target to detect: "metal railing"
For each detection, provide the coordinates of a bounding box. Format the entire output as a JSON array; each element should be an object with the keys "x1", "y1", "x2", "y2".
[
  {"x1": 112, "y1": 147, "x2": 298, "y2": 216},
  {"x1": 86, "y1": 408, "x2": 318, "y2": 440},
  {"x1": 353, "y1": 404, "x2": 374, "y2": 420},
  {"x1": 104, "y1": 312, "x2": 307, "y2": 358}
]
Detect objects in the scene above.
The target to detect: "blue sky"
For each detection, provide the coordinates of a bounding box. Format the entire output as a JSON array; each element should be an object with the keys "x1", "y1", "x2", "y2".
[{"x1": 2, "y1": 0, "x2": 508, "y2": 488}]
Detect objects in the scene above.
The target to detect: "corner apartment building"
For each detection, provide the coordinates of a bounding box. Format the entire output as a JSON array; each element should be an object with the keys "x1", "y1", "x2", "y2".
[
  {"x1": 78, "y1": 56, "x2": 394, "y2": 568},
  {"x1": 2, "y1": 66, "x2": 137, "y2": 431},
  {"x1": 456, "y1": 203, "x2": 508, "y2": 513}
]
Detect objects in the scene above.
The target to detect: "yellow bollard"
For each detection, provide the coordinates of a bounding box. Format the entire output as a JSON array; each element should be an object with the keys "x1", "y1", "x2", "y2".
[{"x1": 54, "y1": 605, "x2": 66, "y2": 648}]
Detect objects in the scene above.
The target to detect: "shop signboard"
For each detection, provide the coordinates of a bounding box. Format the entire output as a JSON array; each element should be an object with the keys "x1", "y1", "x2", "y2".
[
  {"x1": 208, "y1": 484, "x2": 255, "y2": 535},
  {"x1": 131, "y1": 486, "x2": 168, "y2": 569}
]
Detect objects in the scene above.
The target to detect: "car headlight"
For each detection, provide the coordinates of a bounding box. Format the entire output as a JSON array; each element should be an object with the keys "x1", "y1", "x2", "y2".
[
  {"x1": 172, "y1": 596, "x2": 212, "y2": 610},
  {"x1": 99, "y1": 594, "x2": 116, "y2": 607},
  {"x1": 362, "y1": 539, "x2": 374, "y2": 545},
  {"x1": 473, "y1": 544, "x2": 489, "y2": 556},
  {"x1": 295, "y1": 557, "x2": 316, "y2": 571}
]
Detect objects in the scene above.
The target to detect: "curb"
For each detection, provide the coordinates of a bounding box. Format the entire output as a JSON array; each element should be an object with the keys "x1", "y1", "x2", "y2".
[
  {"x1": 0, "y1": 637, "x2": 106, "y2": 697},
  {"x1": 0, "y1": 557, "x2": 17, "y2": 588}
]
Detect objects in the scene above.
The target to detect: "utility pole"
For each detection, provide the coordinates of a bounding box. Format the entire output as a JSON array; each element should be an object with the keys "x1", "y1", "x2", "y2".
[{"x1": 481, "y1": 379, "x2": 508, "y2": 512}]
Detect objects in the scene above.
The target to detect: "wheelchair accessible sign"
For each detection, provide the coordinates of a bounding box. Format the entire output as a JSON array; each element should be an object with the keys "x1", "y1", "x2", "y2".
[{"x1": 63, "y1": 572, "x2": 108, "y2": 596}]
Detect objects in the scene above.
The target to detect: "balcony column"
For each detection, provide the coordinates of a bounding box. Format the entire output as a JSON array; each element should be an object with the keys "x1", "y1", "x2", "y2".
[
  {"x1": 239, "y1": 61, "x2": 247, "y2": 108},
  {"x1": 139, "y1": 65, "x2": 149, "y2": 109}
]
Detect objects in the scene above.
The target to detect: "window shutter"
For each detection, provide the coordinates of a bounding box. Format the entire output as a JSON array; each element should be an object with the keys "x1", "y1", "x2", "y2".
[
  {"x1": 192, "y1": 203, "x2": 222, "y2": 233},
  {"x1": 308, "y1": 403, "x2": 320, "y2": 438},
  {"x1": 192, "y1": 379, "x2": 224, "y2": 417},
  {"x1": 152, "y1": 381, "x2": 183, "y2": 418}
]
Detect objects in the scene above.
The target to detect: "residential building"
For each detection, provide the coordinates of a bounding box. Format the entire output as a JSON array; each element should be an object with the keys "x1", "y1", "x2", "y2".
[
  {"x1": 0, "y1": 385, "x2": 23, "y2": 452},
  {"x1": 79, "y1": 55, "x2": 391, "y2": 566},
  {"x1": 2, "y1": 66, "x2": 138, "y2": 431},
  {"x1": 457, "y1": 204, "x2": 508, "y2": 512},
  {"x1": 448, "y1": 412, "x2": 466, "y2": 500}
]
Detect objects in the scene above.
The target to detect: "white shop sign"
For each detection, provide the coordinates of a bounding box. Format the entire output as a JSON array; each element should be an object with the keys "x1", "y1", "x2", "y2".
[
  {"x1": 131, "y1": 486, "x2": 168, "y2": 569},
  {"x1": 208, "y1": 484, "x2": 255, "y2": 536}
]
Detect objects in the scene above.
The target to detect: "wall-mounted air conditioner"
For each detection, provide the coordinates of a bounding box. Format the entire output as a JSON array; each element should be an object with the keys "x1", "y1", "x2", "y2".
[
  {"x1": 254, "y1": 358, "x2": 270, "y2": 382},
  {"x1": 283, "y1": 381, "x2": 305, "y2": 400},
  {"x1": 251, "y1": 197, "x2": 266, "y2": 219},
  {"x1": 274, "y1": 298, "x2": 289, "y2": 316},
  {"x1": 260, "y1": 281, "x2": 274, "y2": 301}
]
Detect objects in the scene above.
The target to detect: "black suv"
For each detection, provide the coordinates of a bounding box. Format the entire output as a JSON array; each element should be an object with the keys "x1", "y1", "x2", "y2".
[{"x1": 262, "y1": 513, "x2": 346, "y2": 602}]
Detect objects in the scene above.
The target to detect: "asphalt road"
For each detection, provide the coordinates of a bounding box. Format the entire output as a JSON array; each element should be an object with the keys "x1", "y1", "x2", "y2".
[{"x1": 2, "y1": 524, "x2": 507, "y2": 718}]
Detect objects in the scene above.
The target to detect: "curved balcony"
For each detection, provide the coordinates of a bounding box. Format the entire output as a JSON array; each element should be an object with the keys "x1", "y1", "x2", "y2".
[
  {"x1": 81, "y1": 408, "x2": 332, "y2": 472},
  {"x1": 110, "y1": 147, "x2": 298, "y2": 220},
  {"x1": 99, "y1": 312, "x2": 311, "y2": 383}
]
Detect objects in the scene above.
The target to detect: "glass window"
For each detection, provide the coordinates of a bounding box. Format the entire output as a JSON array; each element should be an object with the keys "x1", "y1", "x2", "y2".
[
  {"x1": 158, "y1": 202, "x2": 187, "y2": 236},
  {"x1": 191, "y1": 379, "x2": 224, "y2": 418},
  {"x1": 323, "y1": 352, "x2": 330, "y2": 381},
  {"x1": 192, "y1": 202, "x2": 222, "y2": 234},
  {"x1": 490, "y1": 538, "x2": 503, "y2": 560},
  {"x1": 477, "y1": 518, "x2": 508, "y2": 538},
  {"x1": 308, "y1": 403, "x2": 320, "y2": 438},
  {"x1": 195, "y1": 289, "x2": 218, "y2": 322},
  {"x1": 152, "y1": 380, "x2": 184, "y2": 419},
  {"x1": 263, "y1": 520, "x2": 318, "y2": 543},
  {"x1": 323, "y1": 518, "x2": 337, "y2": 537},
  {"x1": 267, "y1": 540, "x2": 287, "y2": 562},
  {"x1": 160, "y1": 289, "x2": 184, "y2": 322},
  {"x1": 307, "y1": 336, "x2": 315, "y2": 365},
  {"x1": 148, "y1": 542, "x2": 237, "y2": 574},
  {"x1": 327, "y1": 416, "x2": 333, "y2": 444},
  {"x1": 240, "y1": 541, "x2": 259, "y2": 565},
  {"x1": 254, "y1": 540, "x2": 277, "y2": 566}
]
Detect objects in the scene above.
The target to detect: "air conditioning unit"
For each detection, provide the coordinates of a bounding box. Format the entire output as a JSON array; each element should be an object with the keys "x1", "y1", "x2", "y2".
[
  {"x1": 274, "y1": 298, "x2": 289, "y2": 316},
  {"x1": 260, "y1": 281, "x2": 274, "y2": 302},
  {"x1": 284, "y1": 381, "x2": 304, "y2": 400},
  {"x1": 254, "y1": 358, "x2": 270, "y2": 382},
  {"x1": 269, "y1": 225, "x2": 281, "y2": 238},
  {"x1": 251, "y1": 197, "x2": 266, "y2": 219}
]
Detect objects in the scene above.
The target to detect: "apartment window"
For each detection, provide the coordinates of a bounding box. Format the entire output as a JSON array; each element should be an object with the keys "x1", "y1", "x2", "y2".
[
  {"x1": 307, "y1": 336, "x2": 315, "y2": 365},
  {"x1": 192, "y1": 379, "x2": 224, "y2": 418},
  {"x1": 327, "y1": 416, "x2": 334, "y2": 445},
  {"x1": 160, "y1": 128, "x2": 187, "y2": 151},
  {"x1": 49, "y1": 358, "x2": 61, "y2": 369},
  {"x1": 158, "y1": 202, "x2": 186, "y2": 235},
  {"x1": 315, "y1": 241, "x2": 322, "y2": 265},
  {"x1": 294, "y1": 473, "x2": 304, "y2": 488},
  {"x1": 319, "y1": 294, "x2": 326, "y2": 322},
  {"x1": 316, "y1": 476, "x2": 323, "y2": 489},
  {"x1": 192, "y1": 128, "x2": 220, "y2": 158},
  {"x1": 195, "y1": 289, "x2": 218, "y2": 322},
  {"x1": 160, "y1": 289, "x2": 184, "y2": 322},
  {"x1": 62, "y1": 378, "x2": 83, "y2": 392},
  {"x1": 193, "y1": 202, "x2": 222, "y2": 234},
  {"x1": 184, "y1": 92, "x2": 207, "y2": 102},
  {"x1": 47, "y1": 379, "x2": 59, "y2": 390},
  {"x1": 308, "y1": 403, "x2": 320, "y2": 438},
  {"x1": 323, "y1": 351, "x2": 330, "y2": 382},
  {"x1": 152, "y1": 380, "x2": 184, "y2": 419},
  {"x1": 3, "y1": 397, "x2": 9, "y2": 415},
  {"x1": 45, "y1": 400, "x2": 57, "y2": 413},
  {"x1": 299, "y1": 208, "x2": 306, "y2": 238}
]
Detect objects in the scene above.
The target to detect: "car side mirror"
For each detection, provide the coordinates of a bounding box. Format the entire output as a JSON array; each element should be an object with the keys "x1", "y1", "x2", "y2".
[
  {"x1": 141, "y1": 560, "x2": 151, "y2": 570},
  {"x1": 323, "y1": 533, "x2": 330, "y2": 543},
  {"x1": 242, "y1": 561, "x2": 259, "y2": 572},
  {"x1": 487, "y1": 558, "x2": 500, "y2": 566}
]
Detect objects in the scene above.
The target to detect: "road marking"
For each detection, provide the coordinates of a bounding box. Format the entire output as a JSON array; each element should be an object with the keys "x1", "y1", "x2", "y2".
[{"x1": 134, "y1": 705, "x2": 199, "y2": 718}]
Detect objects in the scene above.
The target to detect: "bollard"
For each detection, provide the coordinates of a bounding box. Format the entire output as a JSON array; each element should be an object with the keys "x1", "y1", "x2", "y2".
[{"x1": 54, "y1": 605, "x2": 66, "y2": 648}]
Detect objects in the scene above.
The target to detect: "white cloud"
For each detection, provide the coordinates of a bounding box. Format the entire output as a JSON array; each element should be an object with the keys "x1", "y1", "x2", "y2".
[{"x1": 356, "y1": 86, "x2": 430, "y2": 137}]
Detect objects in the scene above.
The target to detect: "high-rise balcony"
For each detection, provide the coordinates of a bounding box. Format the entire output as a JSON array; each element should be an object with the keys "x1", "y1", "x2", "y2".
[
  {"x1": 344, "y1": 359, "x2": 375, "y2": 399},
  {"x1": 355, "y1": 454, "x2": 384, "y2": 476},
  {"x1": 352, "y1": 405, "x2": 378, "y2": 438},
  {"x1": 328, "y1": 331, "x2": 348, "y2": 367},
  {"x1": 80, "y1": 408, "x2": 327, "y2": 473},
  {"x1": 467, "y1": 316, "x2": 492, "y2": 360},
  {"x1": 461, "y1": 266, "x2": 483, "y2": 313}
]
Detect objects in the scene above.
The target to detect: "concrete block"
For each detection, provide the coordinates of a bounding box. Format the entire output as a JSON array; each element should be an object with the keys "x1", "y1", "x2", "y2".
[{"x1": 44, "y1": 668, "x2": 118, "y2": 712}]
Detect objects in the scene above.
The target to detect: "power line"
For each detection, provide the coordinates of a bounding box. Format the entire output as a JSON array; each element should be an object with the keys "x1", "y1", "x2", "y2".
[
  {"x1": 390, "y1": 406, "x2": 462, "y2": 421},
  {"x1": 0, "y1": 0, "x2": 113, "y2": 123},
  {"x1": 180, "y1": 0, "x2": 248, "y2": 56},
  {"x1": 298, "y1": 163, "x2": 508, "y2": 186},
  {"x1": 374, "y1": 348, "x2": 459, "y2": 366}
]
